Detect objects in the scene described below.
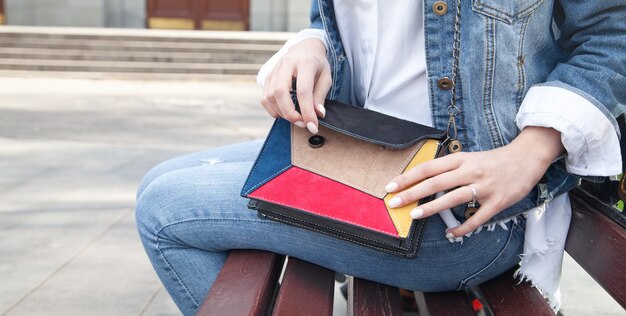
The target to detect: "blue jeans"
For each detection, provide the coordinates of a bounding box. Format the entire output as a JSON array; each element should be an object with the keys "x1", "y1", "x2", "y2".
[{"x1": 135, "y1": 140, "x2": 525, "y2": 316}]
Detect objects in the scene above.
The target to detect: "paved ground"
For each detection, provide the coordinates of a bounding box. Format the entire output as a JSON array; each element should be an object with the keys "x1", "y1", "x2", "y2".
[{"x1": 0, "y1": 76, "x2": 622, "y2": 315}]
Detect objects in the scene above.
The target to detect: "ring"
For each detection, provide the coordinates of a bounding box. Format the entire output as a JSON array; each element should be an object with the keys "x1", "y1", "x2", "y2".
[{"x1": 467, "y1": 185, "x2": 478, "y2": 208}]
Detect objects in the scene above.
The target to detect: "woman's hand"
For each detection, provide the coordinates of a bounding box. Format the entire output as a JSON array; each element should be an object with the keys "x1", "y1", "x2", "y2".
[
  {"x1": 261, "y1": 38, "x2": 332, "y2": 134},
  {"x1": 385, "y1": 127, "x2": 565, "y2": 237}
]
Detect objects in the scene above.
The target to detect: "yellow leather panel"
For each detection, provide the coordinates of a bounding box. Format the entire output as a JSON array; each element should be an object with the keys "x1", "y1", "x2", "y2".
[{"x1": 384, "y1": 139, "x2": 440, "y2": 238}]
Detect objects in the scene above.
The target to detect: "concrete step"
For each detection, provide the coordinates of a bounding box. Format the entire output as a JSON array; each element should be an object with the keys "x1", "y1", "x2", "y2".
[
  {"x1": 0, "y1": 25, "x2": 292, "y2": 44},
  {"x1": 0, "y1": 26, "x2": 289, "y2": 78},
  {"x1": 0, "y1": 32, "x2": 288, "y2": 46},
  {"x1": 0, "y1": 69, "x2": 257, "y2": 81},
  {"x1": 0, "y1": 58, "x2": 261, "y2": 75},
  {"x1": 0, "y1": 47, "x2": 271, "y2": 64},
  {"x1": 0, "y1": 37, "x2": 283, "y2": 53}
]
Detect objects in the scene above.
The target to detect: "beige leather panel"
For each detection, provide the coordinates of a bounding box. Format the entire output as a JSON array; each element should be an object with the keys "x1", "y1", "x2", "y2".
[{"x1": 292, "y1": 124, "x2": 425, "y2": 198}]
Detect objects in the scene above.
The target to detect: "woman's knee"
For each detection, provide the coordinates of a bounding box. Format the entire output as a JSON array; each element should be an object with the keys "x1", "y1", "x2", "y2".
[
  {"x1": 137, "y1": 156, "x2": 219, "y2": 200},
  {"x1": 135, "y1": 166, "x2": 226, "y2": 236},
  {"x1": 135, "y1": 171, "x2": 188, "y2": 242},
  {"x1": 136, "y1": 155, "x2": 188, "y2": 200},
  {"x1": 135, "y1": 160, "x2": 255, "y2": 247}
]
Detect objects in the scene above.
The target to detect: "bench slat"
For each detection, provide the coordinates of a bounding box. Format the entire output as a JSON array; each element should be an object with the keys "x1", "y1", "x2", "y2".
[
  {"x1": 197, "y1": 250, "x2": 285, "y2": 316},
  {"x1": 568, "y1": 193, "x2": 626, "y2": 309},
  {"x1": 479, "y1": 268, "x2": 553, "y2": 315},
  {"x1": 414, "y1": 291, "x2": 474, "y2": 316},
  {"x1": 272, "y1": 257, "x2": 335, "y2": 316},
  {"x1": 348, "y1": 277, "x2": 403, "y2": 316}
]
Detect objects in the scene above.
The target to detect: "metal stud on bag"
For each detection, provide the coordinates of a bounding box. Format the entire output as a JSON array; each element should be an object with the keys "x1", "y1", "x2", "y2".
[
  {"x1": 308, "y1": 135, "x2": 325, "y2": 148},
  {"x1": 448, "y1": 139, "x2": 462, "y2": 153}
]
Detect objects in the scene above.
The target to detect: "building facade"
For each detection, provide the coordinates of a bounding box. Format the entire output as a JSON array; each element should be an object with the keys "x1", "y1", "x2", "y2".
[{"x1": 0, "y1": 0, "x2": 310, "y2": 32}]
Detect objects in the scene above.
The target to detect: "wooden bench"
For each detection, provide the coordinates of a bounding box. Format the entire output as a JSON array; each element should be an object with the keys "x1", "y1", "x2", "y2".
[
  {"x1": 198, "y1": 115, "x2": 626, "y2": 315},
  {"x1": 197, "y1": 187, "x2": 626, "y2": 315}
]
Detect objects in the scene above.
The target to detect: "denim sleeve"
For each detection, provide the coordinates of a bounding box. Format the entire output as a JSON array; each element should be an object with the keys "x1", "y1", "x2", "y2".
[
  {"x1": 547, "y1": 1, "x2": 626, "y2": 128},
  {"x1": 309, "y1": 0, "x2": 324, "y2": 30}
]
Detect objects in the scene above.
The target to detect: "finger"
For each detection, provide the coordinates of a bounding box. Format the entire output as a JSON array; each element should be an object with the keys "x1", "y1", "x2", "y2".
[
  {"x1": 260, "y1": 101, "x2": 279, "y2": 118},
  {"x1": 387, "y1": 153, "x2": 464, "y2": 193},
  {"x1": 267, "y1": 74, "x2": 306, "y2": 127},
  {"x1": 447, "y1": 202, "x2": 498, "y2": 237},
  {"x1": 261, "y1": 76, "x2": 279, "y2": 118},
  {"x1": 265, "y1": 72, "x2": 286, "y2": 118},
  {"x1": 273, "y1": 64, "x2": 302, "y2": 124},
  {"x1": 390, "y1": 170, "x2": 467, "y2": 208},
  {"x1": 295, "y1": 63, "x2": 320, "y2": 133},
  {"x1": 409, "y1": 186, "x2": 474, "y2": 219},
  {"x1": 312, "y1": 66, "x2": 332, "y2": 118}
]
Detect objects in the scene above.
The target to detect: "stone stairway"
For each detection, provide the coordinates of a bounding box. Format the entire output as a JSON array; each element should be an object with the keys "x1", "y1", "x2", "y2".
[{"x1": 0, "y1": 26, "x2": 290, "y2": 80}]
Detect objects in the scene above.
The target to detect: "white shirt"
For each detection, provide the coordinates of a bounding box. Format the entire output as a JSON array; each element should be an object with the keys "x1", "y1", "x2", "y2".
[
  {"x1": 334, "y1": 0, "x2": 432, "y2": 126},
  {"x1": 257, "y1": 1, "x2": 621, "y2": 311}
]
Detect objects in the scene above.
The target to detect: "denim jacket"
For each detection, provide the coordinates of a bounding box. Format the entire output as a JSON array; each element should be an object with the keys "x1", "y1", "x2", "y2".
[{"x1": 308, "y1": 0, "x2": 626, "y2": 224}]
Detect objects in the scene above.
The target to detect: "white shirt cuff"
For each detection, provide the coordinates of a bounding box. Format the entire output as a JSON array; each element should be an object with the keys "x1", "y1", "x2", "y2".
[
  {"x1": 256, "y1": 29, "x2": 328, "y2": 87},
  {"x1": 515, "y1": 85, "x2": 622, "y2": 177}
]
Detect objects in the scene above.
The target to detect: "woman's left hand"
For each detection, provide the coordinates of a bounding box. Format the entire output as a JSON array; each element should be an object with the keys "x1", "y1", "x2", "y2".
[{"x1": 385, "y1": 126, "x2": 565, "y2": 237}]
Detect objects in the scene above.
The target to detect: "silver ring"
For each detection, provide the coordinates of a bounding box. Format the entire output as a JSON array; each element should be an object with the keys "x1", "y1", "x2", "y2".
[{"x1": 467, "y1": 185, "x2": 478, "y2": 208}]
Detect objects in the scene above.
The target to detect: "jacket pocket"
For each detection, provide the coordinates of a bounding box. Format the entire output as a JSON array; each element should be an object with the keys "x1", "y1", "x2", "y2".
[{"x1": 471, "y1": 0, "x2": 544, "y2": 24}]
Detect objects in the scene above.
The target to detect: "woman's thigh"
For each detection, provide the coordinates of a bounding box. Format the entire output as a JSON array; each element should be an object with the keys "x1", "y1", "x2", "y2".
[{"x1": 136, "y1": 142, "x2": 525, "y2": 294}]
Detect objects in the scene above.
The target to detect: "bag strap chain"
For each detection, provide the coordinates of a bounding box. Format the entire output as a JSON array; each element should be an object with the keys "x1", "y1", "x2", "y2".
[{"x1": 446, "y1": 0, "x2": 463, "y2": 153}]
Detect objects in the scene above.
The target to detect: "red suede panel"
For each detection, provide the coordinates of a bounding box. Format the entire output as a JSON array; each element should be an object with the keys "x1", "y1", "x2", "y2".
[{"x1": 249, "y1": 167, "x2": 398, "y2": 237}]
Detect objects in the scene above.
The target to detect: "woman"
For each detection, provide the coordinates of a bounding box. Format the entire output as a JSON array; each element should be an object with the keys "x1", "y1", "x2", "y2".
[{"x1": 136, "y1": 1, "x2": 625, "y2": 314}]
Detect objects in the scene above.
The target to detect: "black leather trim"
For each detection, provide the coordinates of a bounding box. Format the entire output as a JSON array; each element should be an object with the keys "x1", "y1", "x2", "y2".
[
  {"x1": 248, "y1": 199, "x2": 428, "y2": 258},
  {"x1": 317, "y1": 99, "x2": 446, "y2": 149}
]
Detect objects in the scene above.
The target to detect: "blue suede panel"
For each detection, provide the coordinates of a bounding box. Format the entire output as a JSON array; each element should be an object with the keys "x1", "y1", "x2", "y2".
[{"x1": 241, "y1": 119, "x2": 292, "y2": 196}]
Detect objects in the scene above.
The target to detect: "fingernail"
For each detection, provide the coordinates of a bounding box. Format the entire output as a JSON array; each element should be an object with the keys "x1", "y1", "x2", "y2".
[
  {"x1": 307, "y1": 122, "x2": 318, "y2": 134},
  {"x1": 410, "y1": 208, "x2": 424, "y2": 219},
  {"x1": 446, "y1": 232, "x2": 455, "y2": 239},
  {"x1": 318, "y1": 103, "x2": 326, "y2": 118},
  {"x1": 387, "y1": 197, "x2": 401, "y2": 208},
  {"x1": 295, "y1": 121, "x2": 306, "y2": 128},
  {"x1": 384, "y1": 182, "x2": 398, "y2": 193}
]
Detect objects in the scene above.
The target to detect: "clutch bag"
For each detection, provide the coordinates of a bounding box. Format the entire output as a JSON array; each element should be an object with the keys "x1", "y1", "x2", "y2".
[{"x1": 241, "y1": 99, "x2": 446, "y2": 258}]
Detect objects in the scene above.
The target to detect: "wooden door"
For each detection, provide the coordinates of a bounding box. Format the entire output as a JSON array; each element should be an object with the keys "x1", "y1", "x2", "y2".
[
  {"x1": 147, "y1": 0, "x2": 249, "y2": 31},
  {"x1": 198, "y1": 0, "x2": 248, "y2": 31},
  {"x1": 0, "y1": 0, "x2": 5, "y2": 25},
  {"x1": 147, "y1": 0, "x2": 196, "y2": 29}
]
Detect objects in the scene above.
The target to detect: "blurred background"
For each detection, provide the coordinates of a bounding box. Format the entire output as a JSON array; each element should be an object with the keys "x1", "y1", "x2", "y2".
[
  {"x1": 0, "y1": 0, "x2": 309, "y2": 31},
  {"x1": 0, "y1": 1, "x2": 623, "y2": 315}
]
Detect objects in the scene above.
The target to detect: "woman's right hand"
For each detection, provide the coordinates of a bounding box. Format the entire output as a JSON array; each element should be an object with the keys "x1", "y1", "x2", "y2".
[{"x1": 261, "y1": 38, "x2": 332, "y2": 134}]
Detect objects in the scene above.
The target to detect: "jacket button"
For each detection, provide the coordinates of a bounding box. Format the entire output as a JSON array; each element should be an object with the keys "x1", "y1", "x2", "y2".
[
  {"x1": 433, "y1": 1, "x2": 448, "y2": 16},
  {"x1": 437, "y1": 77, "x2": 452, "y2": 90},
  {"x1": 465, "y1": 207, "x2": 478, "y2": 219}
]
